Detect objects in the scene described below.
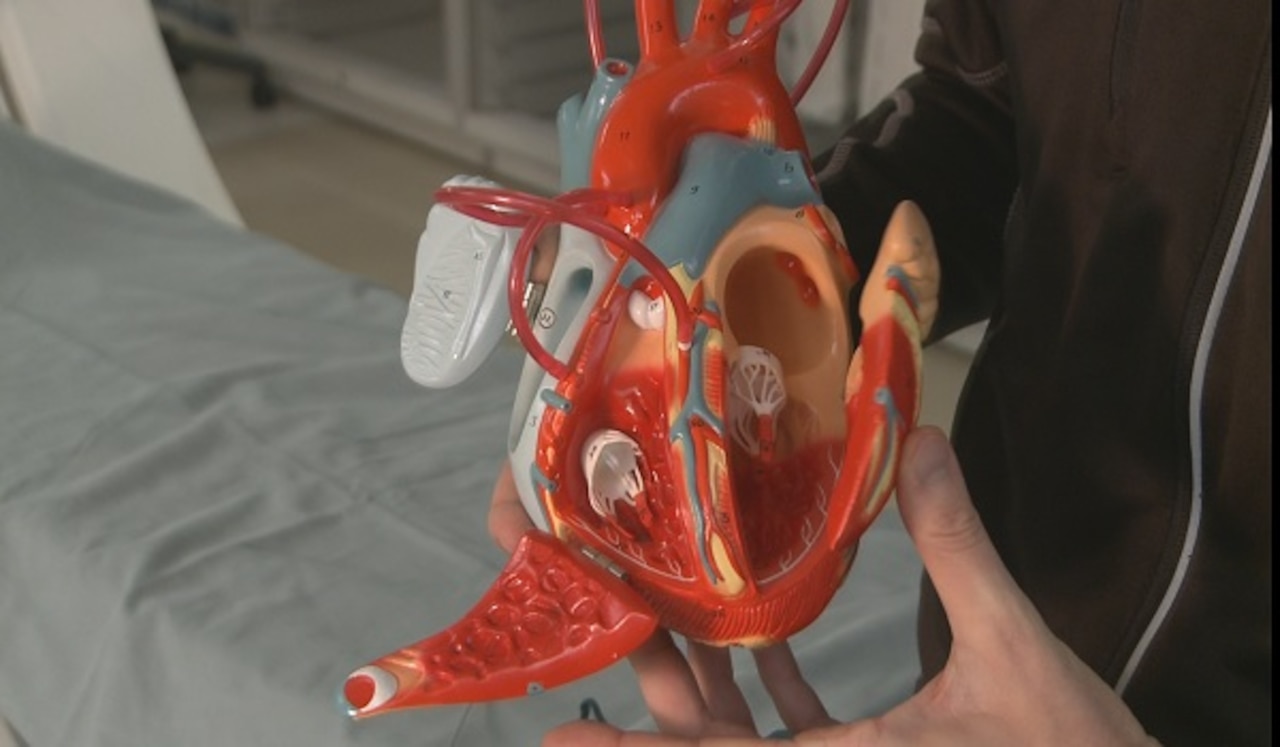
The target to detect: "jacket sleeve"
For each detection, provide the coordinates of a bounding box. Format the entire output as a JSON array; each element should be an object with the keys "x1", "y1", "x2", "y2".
[{"x1": 815, "y1": 0, "x2": 1018, "y2": 341}]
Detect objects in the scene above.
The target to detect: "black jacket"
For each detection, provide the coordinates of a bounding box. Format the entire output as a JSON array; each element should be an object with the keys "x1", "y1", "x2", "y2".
[{"x1": 816, "y1": 2, "x2": 1271, "y2": 744}]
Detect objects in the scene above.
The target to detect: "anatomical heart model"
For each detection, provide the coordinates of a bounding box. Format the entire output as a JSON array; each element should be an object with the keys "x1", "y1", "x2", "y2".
[{"x1": 343, "y1": 0, "x2": 939, "y2": 718}]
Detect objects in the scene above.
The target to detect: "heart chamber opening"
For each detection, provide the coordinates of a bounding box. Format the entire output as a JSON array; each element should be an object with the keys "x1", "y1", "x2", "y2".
[{"x1": 721, "y1": 247, "x2": 848, "y2": 581}]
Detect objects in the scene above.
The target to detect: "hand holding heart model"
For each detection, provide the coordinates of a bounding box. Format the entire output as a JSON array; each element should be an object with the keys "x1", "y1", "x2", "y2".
[{"x1": 346, "y1": 0, "x2": 940, "y2": 718}]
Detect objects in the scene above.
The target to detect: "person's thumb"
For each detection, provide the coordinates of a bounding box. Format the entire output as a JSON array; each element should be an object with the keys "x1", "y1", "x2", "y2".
[
  {"x1": 895, "y1": 427, "x2": 1031, "y2": 638},
  {"x1": 543, "y1": 720, "x2": 625, "y2": 746}
]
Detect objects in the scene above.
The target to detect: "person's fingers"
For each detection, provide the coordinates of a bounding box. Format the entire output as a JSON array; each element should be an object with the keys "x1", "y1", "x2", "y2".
[
  {"x1": 686, "y1": 642, "x2": 756, "y2": 732},
  {"x1": 803, "y1": 713, "x2": 919, "y2": 747},
  {"x1": 751, "y1": 643, "x2": 835, "y2": 734},
  {"x1": 487, "y1": 464, "x2": 533, "y2": 554},
  {"x1": 895, "y1": 427, "x2": 1036, "y2": 640},
  {"x1": 544, "y1": 720, "x2": 773, "y2": 747},
  {"x1": 543, "y1": 721, "x2": 663, "y2": 747},
  {"x1": 628, "y1": 631, "x2": 713, "y2": 736}
]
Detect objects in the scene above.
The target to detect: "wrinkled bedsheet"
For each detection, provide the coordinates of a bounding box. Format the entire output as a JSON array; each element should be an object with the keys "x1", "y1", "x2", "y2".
[{"x1": 0, "y1": 122, "x2": 922, "y2": 746}]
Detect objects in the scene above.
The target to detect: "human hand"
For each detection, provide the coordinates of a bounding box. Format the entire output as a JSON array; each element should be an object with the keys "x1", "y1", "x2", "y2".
[
  {"x1": 540, "y1": 427, "x2": 1159, "y2": 746},
  {"x1": 487, "y1": 462, "x2": 533, "y2": 555}
]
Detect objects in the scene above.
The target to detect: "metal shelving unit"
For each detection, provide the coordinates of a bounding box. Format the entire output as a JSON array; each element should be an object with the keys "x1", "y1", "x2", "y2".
[
  {"x1": 204, "y1": 1, "x2": 981, "y2": 351},
  {"x1": 205, "y1": 1, "x2": 888, "y2": 193},
  {"x1": 209, "y1": 0, "x2": 637, "y2": 190}
]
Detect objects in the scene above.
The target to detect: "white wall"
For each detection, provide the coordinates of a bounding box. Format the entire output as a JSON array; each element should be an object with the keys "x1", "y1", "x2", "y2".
[
  {"x1": 778, "y1": 0, "x2": 851, "y2": 125},
  {"x1": 779, "y1": 0, "x2": 927, "y2": 124},
  {"x1": 856, "y1": 0, "x2": 926, "y2": 113}
]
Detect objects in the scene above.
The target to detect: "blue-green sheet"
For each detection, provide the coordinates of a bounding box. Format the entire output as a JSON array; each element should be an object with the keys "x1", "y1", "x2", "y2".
[{"x1": 0, "y1": 122, "x2": 921, "y2": 746}]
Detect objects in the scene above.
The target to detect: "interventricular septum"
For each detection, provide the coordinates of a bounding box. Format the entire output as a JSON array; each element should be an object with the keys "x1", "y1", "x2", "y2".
[
  {"x1": 729, "y1": 345, "x2": 787, "y2": 461},
  {"x1": 582, "y1": 429, "x2": 646, "y2": 520}
]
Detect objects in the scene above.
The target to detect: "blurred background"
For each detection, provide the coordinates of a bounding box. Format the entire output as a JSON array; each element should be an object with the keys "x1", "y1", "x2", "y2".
[
  {"x1": 169, "y1": 0, "x2": 973, "y2": 431},
  {"x1": 0, "y1": 0, "x2": 972, "y2": 431},
  {"x1": 157, "y1": 0, "x2": 929, "y2": 292}
]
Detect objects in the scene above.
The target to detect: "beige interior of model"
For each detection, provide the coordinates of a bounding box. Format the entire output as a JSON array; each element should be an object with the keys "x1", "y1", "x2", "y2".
[
  {"x1": 705, "y1": 204, "x2": 853, "y2": 451},
  {"x1": 594, "y1": 201, "x2": 853, "y2": 468}
]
